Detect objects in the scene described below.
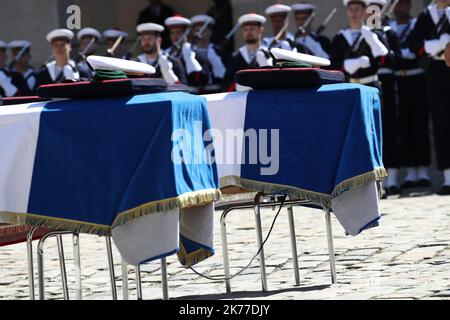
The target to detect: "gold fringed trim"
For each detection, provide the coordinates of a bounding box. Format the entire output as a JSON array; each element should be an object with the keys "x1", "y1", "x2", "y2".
[
  {"x1": 0, "y1": 212, "x2": 111, "y2": 236},
  {"x1": 331, "y1": 167, "x2": 388, "y2": 199},
  {"x1": 177, "y1": 243, "x2": 214, "y2": 268},
  {"x1": 220, "y1": 168, "x2": 388, "y2": 205},
  {"x1": 220, "y1": 176, "x2": 331, "y2": 206},
  {"x1": 112, "y1": 188, "x2": 222, "y2": 229}
]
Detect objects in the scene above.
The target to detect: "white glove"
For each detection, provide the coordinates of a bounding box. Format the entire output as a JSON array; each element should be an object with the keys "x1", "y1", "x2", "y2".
[
  {"x1": 158, "y1": 55, "x2": 179, "y2": 85},
  {"x1": 425, "y1": 39, "x2": 444, "y2": 56},
  {"x1": 401, "y1": 48, "x2": 416, "y2": 60},
  {"x1": 446, "y1": 7, "x2": 450, "y2": 23},
  {"x1": 0, "y1": 71, "x2": 18, "y2": 97},
  {"x1": 361, "y1": 26, "x2": 389, "y2": 58},
  {"x1": 344, "y1": 56, "x2": 371, "y2": 74},
  {"x1": 256, "y1": 50, "x2": 272, "y2": 67},
  {"x1": 440, "y1": 33, "x2": 450, "y2": 48},
  {"x1": 63, "y1": 64, "x2": 80, "y2": 81},
  {"x1": 303, "y1": 36, "x2": 330, "y2": 59},
  {"x1": 182, "y1": 42, "x2": 202, "y2": 74},
  {"x1": 207, "y1": 47, "x2": 226, "y2": 79}
]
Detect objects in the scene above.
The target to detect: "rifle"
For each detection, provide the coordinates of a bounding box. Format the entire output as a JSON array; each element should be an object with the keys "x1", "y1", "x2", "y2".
[
  {"x1": 124, "y1": 36, "x2": 142, "y2": 60},
  {"x1": 295, "y1": 12, "x2": 316, "y2": 39},
  {"x1": 316, "y1": 8, "x2": 337, "y2": 35},
  {"x1": 107, "y1": 36, "x2": 124, "y2": 57},
  {"x1": 77, "y1": 37, "x2": 96, "y2": 63},
  {"x1": 167, "y1": 26, "x2": 192, "y2": 58},
  {"x1": 8, "y1": 45, "x2": 29, "y2": 69},
  {"x1": 213, "y1": 22, "x2": 240, "y2": 53},
  {"x1": 195, "y1": 17, "x2": 213, "y2": 41},
  {"x1": 269, "y1": 18, "x2": 290, "y2": 49},
  {"x1": 380, "y1": 0, "x2": 400, "y2": 25}
]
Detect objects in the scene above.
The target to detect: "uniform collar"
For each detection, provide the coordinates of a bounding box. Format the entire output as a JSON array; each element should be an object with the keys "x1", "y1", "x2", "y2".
[{"x1": 427, "y1": 3, "x2": 441, "y2": 25}]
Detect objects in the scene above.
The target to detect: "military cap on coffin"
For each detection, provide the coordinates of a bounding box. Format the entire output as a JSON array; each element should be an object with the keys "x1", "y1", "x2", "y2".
[
  {"x1": 236, "y1": 48, "x2": 344, "y2": 89},
  {"x1": 37, "y1": 56, "x2": 188, "y2": 99}
]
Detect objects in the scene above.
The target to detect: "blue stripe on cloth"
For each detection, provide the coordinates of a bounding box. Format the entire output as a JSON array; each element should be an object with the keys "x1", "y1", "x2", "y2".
[
  {"x1": 27, "y1": 92, "x2": 219, "y2": 227},
  {"x1": 241, "y1": 84, "x2": 383, "y2": 195}
]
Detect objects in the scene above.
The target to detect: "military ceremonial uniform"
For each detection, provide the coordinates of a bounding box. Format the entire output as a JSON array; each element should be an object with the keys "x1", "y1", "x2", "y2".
[
  {"x1": 291, "y1": 3, "x2": 331, "y2": 59},
  {"x1": 76, "y1": 28, "x2": 102, "y2": 80},
  {"x1": 223, "y1": 13, "x2": 272, "y2": 91},
  {"x1": 164, "y1": 16, "x2": 203, "y2": 87},
  {"x1": 190, "y1": 15, "x2": 226, "y2": 93},
  {"x1": 36, "y1": 29, "x2": 80, "y2": 87},
  {"x1": 390, "y1": 18, "x2": 431, "y2": 185},
  {"x1": 409, "y1": 3, "x2": 450, "y2": 193},
  {"x1": 0, "y1": 67, "x2": 31, "y2": 97},
  {"x1": 263, "y1": 4, "x2": 297, "y2": 51}
]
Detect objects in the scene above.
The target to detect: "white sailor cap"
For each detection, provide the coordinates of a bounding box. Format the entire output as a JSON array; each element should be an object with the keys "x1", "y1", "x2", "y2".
[
  {"x1": 87, "y1": 55, "x2": 156, "y2": 75},
  {"x1": 238, "y1": 13, "x2": 267, "y2": 26},
  {"x1": 265, "y1": 3, "x2": 292, "y2": 16},
  {"x1": 291, "y1": 2, "x2": 317, "y2": 12},
  {"x1": 0, "y1": 41, "x2": 8, "y2": 49},
  {"x1": 46, "y1": 29, "x2": 74, "y2": 43},
  {"x1": 137, "y1": 23, "x2": 165, "y2": 34},
  {"x1": 343, "y1": 0, "x2": 369, "y2": 6},
  {"x1": 8, "y1": 40, "x2": 32, "y2": 49},
  {"x1": 190, "y1": 15, "x2": 216, "y2": 26},
  {"x1": 77, "y1": 27, "x2": 102, "y2": 41},
  {"x1": 103, "y1": 29, "x2": 129, "y2": 39},
  {"x1": 164, "y1": 16, "x2": 191, "y2": 28},
  {"x1": 270, "y1": 47, "x2": 331, "y2": 67},
  {"x1": 367, "y1": 0, "x2": 387, "y2": 7}
]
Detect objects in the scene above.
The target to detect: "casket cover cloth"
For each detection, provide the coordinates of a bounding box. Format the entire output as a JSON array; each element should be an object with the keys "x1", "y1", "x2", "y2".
[
  {"x1": 0, "y1": 92, "x2": 220, "y2": 266},
  {"x1": 206, "y1": 84, "x2": 386, "y2": 236}
]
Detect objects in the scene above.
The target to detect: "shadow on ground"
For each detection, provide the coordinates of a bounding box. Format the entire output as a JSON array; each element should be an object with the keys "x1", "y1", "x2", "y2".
[{"x1": 173, "y1": 284, "x2": 331, "y2": 300}]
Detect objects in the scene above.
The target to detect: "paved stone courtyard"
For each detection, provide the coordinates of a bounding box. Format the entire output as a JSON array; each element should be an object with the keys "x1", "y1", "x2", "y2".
[{"x1": 1, "y1": 190, "x2": 449, "y2": 300}]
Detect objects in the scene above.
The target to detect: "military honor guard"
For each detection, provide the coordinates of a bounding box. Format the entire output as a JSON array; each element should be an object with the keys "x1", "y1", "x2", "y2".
[
  {"x1": 8, "y1": 40, "x2": 37, "y2": 95},
  {"x1": 164, "y1": 15, "x2": 203, "y2": 86},
  {"x1": 36, "y1": 29, "x2": 80, "y2": 86},
  {"x1": 0, "y1": 40, "x2": 33, "y2": 97},
  {"x1": 366, "y1": 0, "x2": 405, "y2": 196},
  {"x1": 190, "y1": 14, "x2": 227, "y2": 93},
  {"x1": 331, "y1": 0, "x2": 389, "y2": 88},
  {"x1": 103, "y1": 28, "x2": 129, "y2": 59},
  {"x1": 262, "y1": 3, "x2": 296, "y2": 51},
  {"x1": 410, "y1": 0, "x2": 450, "y2": 195},
  {"x1": 291, "y1": 2, "x2": 331, "y2": 59},
  {"x1": 135, "y1": 22, "x2": 179, "y2": 85},
  {"x1": 389, "y1": 0, "x2": 432, "y2": 190},
  {"x1": 77, "y1": 27, "x2": 102, "y2": 80},
  {"x1": 224, "y1": 13, "x2": 273, "y2": 91}
]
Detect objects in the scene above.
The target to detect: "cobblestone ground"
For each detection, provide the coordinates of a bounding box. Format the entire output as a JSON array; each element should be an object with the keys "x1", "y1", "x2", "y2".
[{"x1": 1, "y1": 190, "x2": 449, "y2": 300}]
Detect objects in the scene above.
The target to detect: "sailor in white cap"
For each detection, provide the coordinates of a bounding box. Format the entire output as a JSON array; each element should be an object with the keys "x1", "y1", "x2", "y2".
[
  {"x1": 0, "y1": 40, "x2": 34, "y2": 97},
  {"x1": 8, "y1": 40, "x2": 37, "y2": 95},
  {"x1": 190, "y1": 14, "x2": 227, "y2": 93},
  {"x1": 77, "y1": 27, "x2": 102, "y2": 79},
  {"x1": 409, "y1": 0, "x2": 450, "y2": 195},
  {"x1": 36, "y1": 29, "x2": 80, "y2": 86},
  {"x1": 164, "y1": 15, "x2": 203, "y2": 85},
  {"x1": 331, "y1": 0, "x2": 389, "y2": 86},
  {"x1": 262, "y1": 3, "x2": 296, "y2": 51},
  {"x1": 224, "y1": 13, "x2": 273, "y2": 91},
  {"x1": 292, "y1": 2, "x2": 332, "y2": 59},
  {"x1": 103, "y1": 29, "x2": 129, "y2": 59},
  {"x1": 135, "y1": 22, "x2": 179, "y2": 85}
]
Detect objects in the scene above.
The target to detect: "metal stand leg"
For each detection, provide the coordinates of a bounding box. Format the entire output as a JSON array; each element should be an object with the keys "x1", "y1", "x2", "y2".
[
  {"x1": 287, "y1": 205, "x2": 300, "y2": 286},
  {"x1": 135, "y1": 265, "x2": 142, "y2": 300},
  {"x1": 105, "y1": 236, "x2": 117, "y2": 300},
  {"x1": 73, "y1": 233, "x2": 82, "y2": 300},
  {"x1": 37, "y1": 231, "x2": 72, "y2": 300},
  {"x1": 56, "y1": 235, "x2": 69, "y2": 300},
  {"x1": 121, "y1": 258, "x2": 129, "y2": 300},
  {"x1": 220, "y1": 208, "x2": 232, "y2": 293},
  {"x1": 26, "y1": 227, "x2": 37, "y2": 300},
  {"x1": 324, "y1": 208, "x2": 337, "y2": 284},
  {"x1": 161, "y1": 258, "x2": 169, "y2": 300},
  {"x1": 253, "y1": 193, "x2": 268, "y2": 292}
]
